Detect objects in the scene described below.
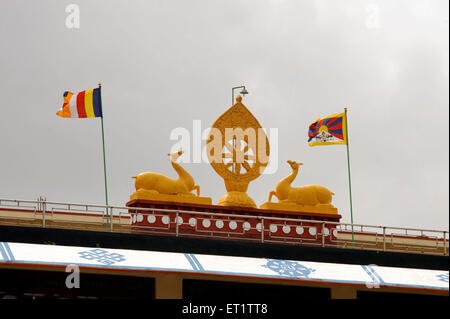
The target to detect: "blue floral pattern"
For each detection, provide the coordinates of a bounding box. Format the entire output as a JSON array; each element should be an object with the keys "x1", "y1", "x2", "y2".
[
  {"x1": 78, "y1": 248, "x2": 126, "y2": 265},
  {"x1": 263, "y1": 259, "x2": 315, "y2": 278},
  {"x1": 436, "y1": 273, "x2": 449, "y2": 283}
]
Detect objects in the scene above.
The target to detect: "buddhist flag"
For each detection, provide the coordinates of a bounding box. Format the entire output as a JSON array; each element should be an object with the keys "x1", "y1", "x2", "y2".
[
  {"x1": 308, "y1": 112, "x2": 347, "y2": 146},
  {"x1": 56, "y1": 88, "x2": 102, "y2": 118},
  {"x1": 55, "y1": 83, "x2": 111, "y2": 230}
]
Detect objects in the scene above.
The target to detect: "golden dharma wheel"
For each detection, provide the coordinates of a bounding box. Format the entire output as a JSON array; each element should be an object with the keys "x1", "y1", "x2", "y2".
[{"x1": 206, "y1": 96, "x2": 270, "y2": 207}]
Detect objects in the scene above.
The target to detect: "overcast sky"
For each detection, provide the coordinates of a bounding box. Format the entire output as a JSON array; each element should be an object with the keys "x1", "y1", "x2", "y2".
[{"x1": 0, "y1": 0, "x2": 448, "y2": 231}]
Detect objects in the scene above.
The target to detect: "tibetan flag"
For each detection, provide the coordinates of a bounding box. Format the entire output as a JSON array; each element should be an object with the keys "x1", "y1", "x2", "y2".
[
  {"x1": 308, "y1": 112, "x2": 347, "y2": 146},
  {"x1": 56, "y1": 88, "x2": 102, "y2": 118}
]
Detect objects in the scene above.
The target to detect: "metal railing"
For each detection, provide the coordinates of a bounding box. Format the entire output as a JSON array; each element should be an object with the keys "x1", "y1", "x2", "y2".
[
  {"x1": 0, "y1": 198, "x2": 448, "y2": 256},
  {"x1": 0, "y1": 198, "x2": 129, "y2": 232}
]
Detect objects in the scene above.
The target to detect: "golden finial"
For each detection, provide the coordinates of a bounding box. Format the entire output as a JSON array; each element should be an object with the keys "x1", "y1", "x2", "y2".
[
  {"x1": 98, "y1": 82, "x2": 102, "y2": 88},
  {"x1": 236, "y1": 95, "x2": 242, "y2": 103}
]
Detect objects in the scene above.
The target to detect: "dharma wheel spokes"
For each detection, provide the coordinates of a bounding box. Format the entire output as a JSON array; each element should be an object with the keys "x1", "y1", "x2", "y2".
[{"x1": 222, "y1": 138, "x2": 256, "y2": 175}]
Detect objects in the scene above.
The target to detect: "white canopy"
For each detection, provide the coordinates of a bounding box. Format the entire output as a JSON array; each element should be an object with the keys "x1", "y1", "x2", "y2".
[{"x1": 0, "y1": 242, "x2": 447, "y2": 292}]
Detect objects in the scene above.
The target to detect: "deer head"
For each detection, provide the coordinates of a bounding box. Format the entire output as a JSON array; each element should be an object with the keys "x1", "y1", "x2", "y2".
[
  {"x1": 168, "y1": 149, "x2": 184, "y2": 162},
  {"x1": 287, "y1": 160, "x2": 303, "y2": 170}
]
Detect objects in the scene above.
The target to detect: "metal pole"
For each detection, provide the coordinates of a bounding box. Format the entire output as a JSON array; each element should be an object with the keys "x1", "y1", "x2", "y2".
[
  {"x1": 344, "y1": 108, "x2": 355, "y2": 246},
  {"x1": 232, "y1": 85, "x2": 246, "y2": 105},
  {"x1": 99, "y1": 82, "x2": 110, "y2": 231}
]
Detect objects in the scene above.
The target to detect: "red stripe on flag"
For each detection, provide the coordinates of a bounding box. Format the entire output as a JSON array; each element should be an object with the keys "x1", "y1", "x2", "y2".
[
  {"x1": 325, "y1": 117, "x2": 339, "y2": 128},
  {"x1": 76, "y1": 91, "x2": 87, "y2": 118},
  {"x1": 328, "y1": 122, "x2": 342, "y2": 131}
]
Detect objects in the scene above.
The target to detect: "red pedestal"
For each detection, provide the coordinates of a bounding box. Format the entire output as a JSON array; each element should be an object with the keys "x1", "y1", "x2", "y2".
[{"x1": 126, "y1": 199, "x2": 342, "y2": 247}]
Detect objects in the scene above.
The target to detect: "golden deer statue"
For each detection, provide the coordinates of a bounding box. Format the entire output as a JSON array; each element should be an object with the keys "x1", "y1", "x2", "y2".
[
  {"x1": 268, "y1": 160, "x2": 334, "y2": 206},
  {"x1": 132, "y1": 150, "x2": 200, "y2": 197}
]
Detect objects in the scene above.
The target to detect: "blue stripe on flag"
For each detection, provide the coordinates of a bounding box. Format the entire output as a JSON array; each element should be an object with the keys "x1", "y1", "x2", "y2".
[{"x1": 92, "y1": 88, "x2": 102, "y2": 117}]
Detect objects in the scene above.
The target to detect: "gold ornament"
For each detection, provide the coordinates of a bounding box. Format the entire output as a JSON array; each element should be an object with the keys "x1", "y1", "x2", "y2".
[
  {"x1": 261, "y1": 160, "x2": 337, "y2": 214},
  {"x1": 130, "y1": 150, "x2": 212, "y2": 205},
  {"x1": 206, "y1": 96, "x2": 270, "y2": 207}
]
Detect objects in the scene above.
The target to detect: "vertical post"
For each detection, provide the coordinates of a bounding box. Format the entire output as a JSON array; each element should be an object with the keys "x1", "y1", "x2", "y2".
[
  {"x1": 261, "y1": 218, "x2": 264, "y2": 243},
  {"x1": 344, "y1": 108, "x2": 355, "y2": 246},
  {"x1": 176, "y1": 211, "x2": 179, "y2": 237},
  {"x1": 42, "y1": 197, "x2": 46, "y2": 228},
  {"x1": 321, "y1": 222, "x2": 325, "y2": 247},
  {"x1": 155, "y1": 274, "x2": 183, "y2": 299},
  {"x1": 444, "y1": 231, "x2": 447, "y2": 256},
  {"x1": 110, "y1": 207, "x2": 113, "y2": 232},
  {"x1": 99, "y1": 82, "x2": 110, "y2": 231}
]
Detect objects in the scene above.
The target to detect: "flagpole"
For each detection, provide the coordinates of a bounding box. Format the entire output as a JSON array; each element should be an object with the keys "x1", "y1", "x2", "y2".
[
  {"x1": 344, "y1": 107, "x2": 355, "y2": 246},
  {"x1": 98, "y1": 82, "x2": 110, "y2": 231}
]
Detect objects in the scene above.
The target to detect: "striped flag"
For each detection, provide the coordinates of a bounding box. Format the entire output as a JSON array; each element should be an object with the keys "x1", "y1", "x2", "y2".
[
  {"x1": 55, "y1": 83, "x2": 111, "y2": 230},
  {"x1": 308, "y1": 112, "x2": 347, "y2": 146},
  {"x1": 308, "y1": 109, "x2": 355, "y2": 244},
  {"x1": 56, "y1": 88, "x2": 102, "y2": 118}
]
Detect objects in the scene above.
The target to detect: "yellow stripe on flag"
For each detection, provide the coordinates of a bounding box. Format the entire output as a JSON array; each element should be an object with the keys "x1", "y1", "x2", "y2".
[{"x1": 84, "y1": 89, "x2": 95, "y2": 118}]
